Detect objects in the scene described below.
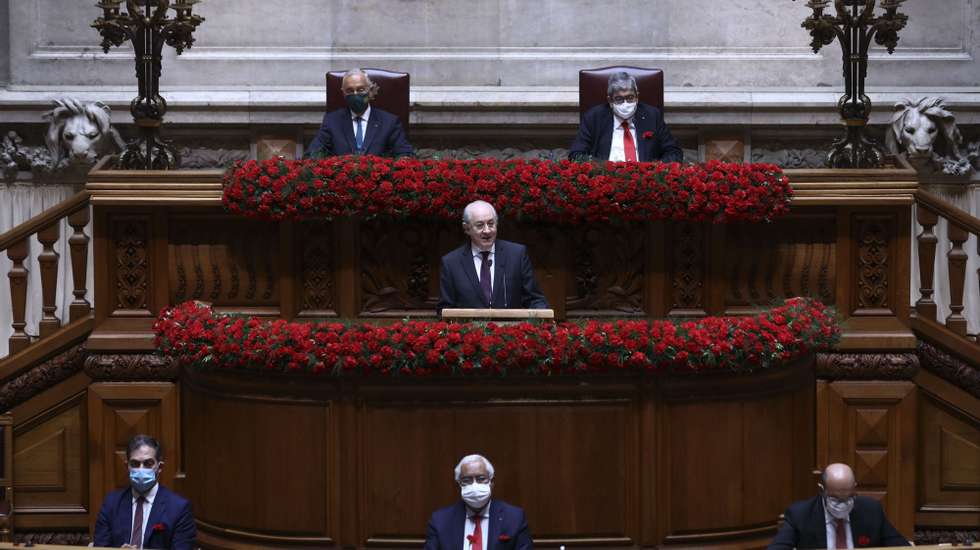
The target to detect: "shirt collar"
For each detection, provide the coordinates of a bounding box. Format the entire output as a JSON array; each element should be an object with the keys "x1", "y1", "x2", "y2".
[
  {"x1": 471, "y1": 243, "x2": 495, "y2": 257},
  {"x1": 351, "y1": 105, "x2": 371, "y2": 121},
  {"x1": 133, "y1": 481, "x2": 160, "y2": 505},
  {"x1": 466, "y1": 499, "x2": 492, "y2": 519}
]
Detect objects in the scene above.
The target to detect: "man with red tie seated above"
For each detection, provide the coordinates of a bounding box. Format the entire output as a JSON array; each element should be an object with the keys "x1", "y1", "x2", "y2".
[
  {"x1": 424, "y1": 454, "x2": 534, "y2": 550},
  {"x1": 304, "y1": 68, "x2": 414, "y2": 158},
  {"x1": 94, "y1": 434, "x2": 196, "y2": 549},
  {"x1": 568, "y1": 71, "x2": 682, "y2": 163},
  {"x1": 767, "y1": 463, "x2": 910, "y2": 549}
]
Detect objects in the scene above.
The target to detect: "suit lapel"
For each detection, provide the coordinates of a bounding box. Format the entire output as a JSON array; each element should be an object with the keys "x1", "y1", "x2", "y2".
[
  {"x1": 633, "y1": 107, "x2": 651, "y2": 162},
  {"x1": 597, "y1": 107, "x2": 614, "y2": 160},
  {"x1": 361, "y1": 112, "x2": 382, "y2": 154},
  {"x1": 812, "y1": 497, "x2": 829, "y2": 549},
  {"x1": 121, "y1": 488, "x2": 135, "y2": 544},
  {"x1": 491, "y1": 247, "x2": 506, "y2": 308},
  {"x1": 143, "y1": 487, "x2": 168, "y2": 548},
  {"x1": 457, "y1": 245, "x2": 487, "y2": 307},
  {"x1": 450, "y1": 501, "x2": 466, "y2": 550},
  {"x1": 340, "y1": 109, "x2": 357, "y2": 153},
  {"x1": 486, "y1": 501, "x2": 501, "y2": 550}
]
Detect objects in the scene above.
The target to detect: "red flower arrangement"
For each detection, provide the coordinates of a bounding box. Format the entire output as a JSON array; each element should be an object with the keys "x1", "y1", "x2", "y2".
[
  {"x1": 222, "y1": 157, "x2": 791, "y2": 224},
  {"x1": 642, "y1": 131, "x2": 654, "y2": 140},
  {"x1": 153, "y1": 298, "x2": 838, "y2": 377}
]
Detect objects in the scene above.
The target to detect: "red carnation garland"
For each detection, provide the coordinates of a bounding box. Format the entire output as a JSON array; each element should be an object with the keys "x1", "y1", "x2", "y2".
[
  {"x1": 222, "y1": 157, "x2": 792, "y2": 224},
  {"x1": 153, "y1": 298, "x2": 838, "y2": 377}
]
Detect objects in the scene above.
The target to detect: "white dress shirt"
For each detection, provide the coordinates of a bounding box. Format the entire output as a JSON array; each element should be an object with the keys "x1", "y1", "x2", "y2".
[
  {"x1": 824, "y1": 506, "x2": 854, "y2": 550},
  {"x1": 608, "y1": 114, "x2": 637, "y2": 161},
  {"x1": 463, "y1": 501, "x2": 491, "y2": 550},
  {"x1": 130, "y1": 482, "x2": 159, "y2": 548},
  {"x1": 351, "y1": 105, "x2": 371, "y2": 146},
  {"x1": 471, "y1": 243, "x2": 495, "y2": 296}
]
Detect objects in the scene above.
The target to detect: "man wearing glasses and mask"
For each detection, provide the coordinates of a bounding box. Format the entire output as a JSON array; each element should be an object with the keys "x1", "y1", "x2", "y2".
[
  {"x1": 305, "y1": 68, "x2": 414, "y2": 158},
  {"x1": 424, "y1": 454, "x2": 533, "y2": 550},
  {"x1": 94, "y1": 434, "x2": 196, "y2": 549},
  {"x1": 768, "y1": 463, "x2": 909, "y2": 549},
  {"x1": 569, "y1": 71, "x2": 682, "y2": 163}
]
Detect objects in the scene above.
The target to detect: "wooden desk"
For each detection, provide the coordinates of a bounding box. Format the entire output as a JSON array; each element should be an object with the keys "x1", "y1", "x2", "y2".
[{"x1": 440, "y1": 308, "x2": 555, "y2": 320}]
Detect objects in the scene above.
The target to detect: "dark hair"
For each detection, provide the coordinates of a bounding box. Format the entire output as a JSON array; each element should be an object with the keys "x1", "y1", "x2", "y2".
[{"x1": 127, "y1": 434, "x2": 163, "y2": 461}]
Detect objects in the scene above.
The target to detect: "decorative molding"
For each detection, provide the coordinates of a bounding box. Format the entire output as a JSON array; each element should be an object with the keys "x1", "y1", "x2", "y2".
[
  {"x1": 856, "y1": 217, "x2": 891, "y2": 311},
  {"x1": 113, "y1": 219, "x2": 149, "y2": 311},
  {"x1": 83, "y1": 353, "x2": 178, "y2": 381},
  {"x1": 914, "y1": 529, "x2": 980, "y2": 545},
  {"x1": 14, "y1": 531, "x2": 90, "y2": 546},
  {"x1": 671, "y1": 222, "x2": 704, "y2": 311},
  {"x1": 918, "y1": 341, "x2": 980, "y2": 399},
  {"x1": 815, "y1": 353, "x2": 919, "y2": 380},
  {"x1": 0, "y1": 343, "x2": 87, "y2": 411}
]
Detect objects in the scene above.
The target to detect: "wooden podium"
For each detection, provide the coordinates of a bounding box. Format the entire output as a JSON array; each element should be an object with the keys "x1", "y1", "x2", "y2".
[{"x1": 439, "y1": 308, "x2": 555, "y2": 320}]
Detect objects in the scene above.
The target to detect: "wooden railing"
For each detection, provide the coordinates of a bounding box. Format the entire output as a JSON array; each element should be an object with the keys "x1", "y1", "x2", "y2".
[
  {"x1": 0, "y1": 192, "x2": 92, "y2": 364},
  {"x1": 913, "y1": 189, "x2": 980, "y2": 362}
]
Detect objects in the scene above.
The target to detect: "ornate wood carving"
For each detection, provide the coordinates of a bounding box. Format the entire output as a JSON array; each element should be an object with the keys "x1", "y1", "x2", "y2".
[
  {"x1": 36, "y1": 222, "x2": 61, "y2": 338},
  {"x1": 815, "y1": 353, "x2": 919, "y2": 380},
  {"x1": 945, "y1": 222, "x2": 969, "y2": 336},
  {"x1": 298, "y1": 221, "x2": 334, "y2": 314},
  {"x1": 84, "y1": 353, "x2": 178, "y2": 381},
  {"x1": 566, "y1": 226, "x2": 645, "y2": 315},
  {"x1": 725, "y1": 215, "x2": 836, "y2": 308},
  {"x1": 918, "y1": 341, "x2": 980, "y2": 399},
  {"x1": 168, "y1": 218, "x2": 279, "y2": 306},
  {"x1": 14, "y1": 531, "x2": 90, "y2": 546},
  {"x1": 6, "y1": 236, "x2": 30, "y2": 354},
  {"x1": 360, "y1": 220, "x2": 453, "y2": 314},
  {"x1": 914, "y1": 206, "x2": 939, "y2": 320},
  {"x1": 915, "y1": 530, "x2": 980, "y2": 545},
  {"x1": 855, "y1": 216, "x2": 891, "y2": 311},
  {"x1": 113, "y1": 219, "x2": 149, "y2": 311},
  {"x1": 0, "y1": 344, "x2": 86, "y2": 411},
  {"x1": 670, "y1": 222, "x2": 704, "y2": 312}
]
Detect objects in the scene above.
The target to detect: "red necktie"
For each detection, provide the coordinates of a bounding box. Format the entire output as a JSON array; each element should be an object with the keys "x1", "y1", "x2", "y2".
[
  {"x1": 131, "y1": 495, "x2": 145, "y2": 548},
  {"x1": 479, "y1": 251, "x2": 492, "y2": 306},
  {"x1": 835, "y1": 518, "x2": 847, "y2": 549},
  {"x1": 470, "y1": 515, "x2": 483, "y2": 550},
  {"x1": 621, "y1": 120, "x2": 637, "y2": 162}
]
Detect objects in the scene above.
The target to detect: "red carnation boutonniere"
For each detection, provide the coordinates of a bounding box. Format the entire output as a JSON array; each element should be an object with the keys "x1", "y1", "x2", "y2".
[
  {"x1": 152, "y1": 523, "x2": 167, "y2": 533},
  {"x1": 498, "y1": 534, "x2": 512, "y2": 542},
  {"x1": 642, "y1": 131, "x2": 654, "y2": 140},
  {"x1": 466, "y1": 534, "x2": 477, "y2": 545},
  {"x1": 857, "y1": 534, "x2": 871, "y2": 547}
]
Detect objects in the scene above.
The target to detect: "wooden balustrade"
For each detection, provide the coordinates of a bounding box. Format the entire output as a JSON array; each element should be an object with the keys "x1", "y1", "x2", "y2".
[
  {"x1": 0, "y1": 192, "x2": 92, "y2": 360},
  {"x1": 913, "y1": 189, "x2": 980, "y2": 351}
]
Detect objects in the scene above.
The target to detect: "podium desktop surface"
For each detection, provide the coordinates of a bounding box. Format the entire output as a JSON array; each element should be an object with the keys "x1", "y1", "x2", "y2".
[{"x1": 440, "y1": 308, "x2": 555, "y2": 320}]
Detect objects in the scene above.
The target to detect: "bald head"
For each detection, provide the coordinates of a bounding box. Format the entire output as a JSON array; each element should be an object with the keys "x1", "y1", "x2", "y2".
[{"x1": 821, "y1": 463, "x2": 857, "y2": 499}]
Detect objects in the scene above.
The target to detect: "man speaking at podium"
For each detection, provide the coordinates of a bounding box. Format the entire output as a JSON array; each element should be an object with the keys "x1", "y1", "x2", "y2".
[
  {"x1": 437, "y1": 200, "x2": 548, "y2": 314},
  {"x1": 94, "y1": 434, "x2": 196, "y2": 549}
]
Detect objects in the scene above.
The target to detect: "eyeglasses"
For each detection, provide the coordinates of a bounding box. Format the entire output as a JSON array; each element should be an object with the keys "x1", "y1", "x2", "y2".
[
  {"x1": 458, "y1": 475, "x2": 492, "y2": 486},
  {"x1": 128, "y1": 458, "x2": 158, "y2": 469},
  {"x1": 343, "y1": 87, "x2": 370, "y2": 96},
  {"x1": 468, "y1": 220, "x2": 496, "y2": 231},
  {"x1": 610, "y1": 94, "x2": 637, "y2": 105}
]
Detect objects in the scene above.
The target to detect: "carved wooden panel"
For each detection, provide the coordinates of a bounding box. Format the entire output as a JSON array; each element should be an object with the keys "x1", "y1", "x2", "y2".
[
  {"x1": 566, "y1": 225, "x2": 646, "y2": 316},
  {"x1": 852, "y1": 214, "x2": 895, "y2": 315},
  {"x1": 296, "y1": 221, "x2": 336, "y2": 316},
  {"x1": 13, "y1": 394, "x2": 87, "y2": 515},
  {"x1": 817, "y1": 381, "x2": 916, "y2": 537},
  {"x1": 168, "y1": 217, "x2": 279, "y2": 307},
  {"x1": 917, "y1": 390, "x2": 980, "y2": 525},
  {"x1": 359, "y1": 401, "x2": 636, "y2": 546},
  {"x1": 359, "y1": 220, "x2": 456, "y2": 316},
  {"x1": 724, "y1": 214, "x2": 836, "y2": 309},
  {"x1": 110, "y1": 217, "x2": 150, "y2": 313},
  {"x1": 668, "y1": 221, "x2": 705, "y2": 314},
  {"x1": 87, "y1": 382, "x2": 179, "y2": 526}
]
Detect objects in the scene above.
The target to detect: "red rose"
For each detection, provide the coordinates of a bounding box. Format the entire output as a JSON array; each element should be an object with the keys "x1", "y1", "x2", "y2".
[
  {"x1": 498, "y1": 534, "x2": 512, "y2": 541},
  {"x1": 152, "y1": 523, "x2": 166, "y2": 532},
  {"x1": 642, "y1": 131, "x2": 654, "y2": 140},
  {"x1": 466, "y1": 534, "x2": 477, "y2": 544},
  {"x1": 857, "y1": 535, "x2": 871, "y2": 547}
]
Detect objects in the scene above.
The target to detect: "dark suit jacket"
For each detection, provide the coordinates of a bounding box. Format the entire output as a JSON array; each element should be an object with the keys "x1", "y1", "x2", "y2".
[
  {"x1": 424, "y1": 500, "x2": 533, "y2": 550},
  {"x1": 568, "y1": 102, "x2": 682, "y2": 163},
  {"x1": 305, "y1": 106, "x2": 414, "y2": 158},
  {"x1": 94, "y1": 485, "x2": 196, "y2": 550},
  {"x1": 438, "y1": 239, "x2": 548, "y2": 313},
  {"x1": 767, "y1": 495, "x2": 909, "y2": 549}
]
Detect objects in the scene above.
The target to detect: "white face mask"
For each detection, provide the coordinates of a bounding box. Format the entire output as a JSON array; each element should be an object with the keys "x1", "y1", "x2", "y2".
[
  {"x1": 461, "y1": 482, "x2": 492, "y2": 510},
  {"x1": 612, "y1": 100, "x2": 637, "y2": 120},
  {"x1": 825, "y1": 496, "x2": 854, "y2": 519}
]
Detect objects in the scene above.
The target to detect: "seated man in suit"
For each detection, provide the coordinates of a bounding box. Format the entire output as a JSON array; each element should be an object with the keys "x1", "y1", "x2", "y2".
[
  {"x1": 94, "y1": 434, "x2": 196, "y2": 550},
  {"x1": 768, "y1": 463, "x2": 909, "y2": 549},
  {"x1": 438, "y1": 200, "x2": 548, "y2": 313},
  {"x1": 569, "y1": 71, "x2": 682, "y2": 163},
  {"x1": 425, "y1": 454, "x2": 533, "y2": 550},
  {"x1": 305, "y1": 68, "x2": 414, "y2": 158}
]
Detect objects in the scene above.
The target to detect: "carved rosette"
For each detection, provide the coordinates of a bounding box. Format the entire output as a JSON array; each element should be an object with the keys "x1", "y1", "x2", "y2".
[
  {"x1": 84, "y1": 353, "x2": 179, "y2": 381},
  {"x1": 815, "y1": 353, "x2": 919, "y2": 380},
  {"x1": 0, "y1": 343, "x2": 87, "y2": 411},
  {"x1": 918, "y1": 341, "x2": 980, "y2": 399},
  {"x1": 914, "y1": 530, "x2": 980, "y2": 546},
  {"x1": 856, "y1": 217, "x2": 890, "y2": 310}
]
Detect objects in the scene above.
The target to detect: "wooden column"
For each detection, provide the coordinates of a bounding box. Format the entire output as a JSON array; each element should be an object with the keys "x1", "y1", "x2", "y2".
[
  {"x1": 36, "y1": 222, "x2": 62, "y2": 338},
  {"x1": 945, "y1": 222, "x2": 969, "y2": 337},
  {"x1": 6, "y1": 237, "x2": 30, "y2": 354},
  {"x1": 67, "y1": 206, "x2": 92, "y2": 322},
  {"x1": 914, "y1": 206, "x2": 938, "y2": 321}
]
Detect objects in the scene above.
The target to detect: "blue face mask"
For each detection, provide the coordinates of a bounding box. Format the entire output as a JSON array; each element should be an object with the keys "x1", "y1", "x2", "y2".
[
  {"x1": 129, "y1": 467, "x2": 157, "y2": 494},
  {"x1": 345, "y1": 92, "x2": 370, "y2": 115}
]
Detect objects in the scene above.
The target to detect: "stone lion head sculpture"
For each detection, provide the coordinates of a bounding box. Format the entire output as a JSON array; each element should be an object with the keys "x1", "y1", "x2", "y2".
[{"x1": 43, "y1": 98, "x2": 125, "y2": 166}]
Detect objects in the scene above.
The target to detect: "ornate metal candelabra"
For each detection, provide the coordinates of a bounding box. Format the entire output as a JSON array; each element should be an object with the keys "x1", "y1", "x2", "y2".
[
  {"x1": 797, "y1": 0, "x2": 908, "y2": 168},
  {"x1": 93, "y1": 0, "x2": 205, "y2": 170}
]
